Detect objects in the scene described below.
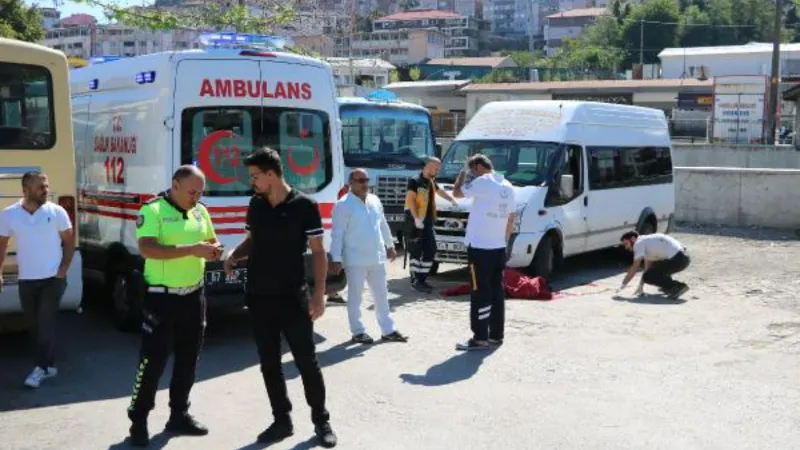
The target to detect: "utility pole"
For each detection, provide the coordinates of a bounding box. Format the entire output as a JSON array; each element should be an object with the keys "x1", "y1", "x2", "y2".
[
  {"x1": 767, "y1": 0, "x2": 783, "y2": 145},
  {"x1": 639, "y1": 19, "x2": 644, "y2": 64}
]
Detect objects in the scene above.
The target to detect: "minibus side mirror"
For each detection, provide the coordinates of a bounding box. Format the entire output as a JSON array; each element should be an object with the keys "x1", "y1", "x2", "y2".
[{"x1": 435, "y1": 142, "x2": 443, "y2": 157}]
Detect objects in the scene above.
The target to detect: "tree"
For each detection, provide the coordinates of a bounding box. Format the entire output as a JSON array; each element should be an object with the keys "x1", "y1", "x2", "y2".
[
  {"x1": 0, "y1": 0, "x2": 45, "y2": 42},
  {"x1": 620, "y1": 0, "x2": 681, "y2": 65},
  {"x1": 68, "y1": 0, "x2": 296, "y2": 32},
  {"x1": 409, "y1": 66, "x2": 421, "y2": 81},
  {"x1": 399, "y1": 0, "x2": 420, "y2": 10}
]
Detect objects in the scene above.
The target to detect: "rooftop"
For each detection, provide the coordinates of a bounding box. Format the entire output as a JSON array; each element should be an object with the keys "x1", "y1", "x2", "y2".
[
  {"x1": 546, "y1": 7, "x2": 610, "y2": 19},
  {"x1": 461, "y1": 79, "x2": 712, "y2": 92},
  {"x1": 425, "y1": 56, "x2": 514, "y2": 68},
  {"x1": 386, "y1": 79, "x2": 472, "y2": 90},
  {"x1": 660, "y1": 42, "x2": 800, "y2": 57},
  {"x1": 377, "y1": 9, "x2": 465, "y2": 21},
  {"x1": 323, "y1": 57, "x2": 396, "y2": 70}
]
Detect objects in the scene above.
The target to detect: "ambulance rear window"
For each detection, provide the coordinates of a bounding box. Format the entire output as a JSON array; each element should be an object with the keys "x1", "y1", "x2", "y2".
[{"x1": 181, "y1": 107, "x2": 332, "y2": 196}]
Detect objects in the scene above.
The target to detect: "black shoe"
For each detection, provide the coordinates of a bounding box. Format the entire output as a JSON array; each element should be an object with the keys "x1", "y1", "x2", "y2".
[
  {"x1": 165, "y1": 412, "x2": 208, "y2": 436},
  {"x1": 382, "y1": 331, "x2": 409, "y2": 342},
  {"x1": 455, "y1": 338, "x2": 491, "y2": 351},
  {"x1": 327, "y1": 294, "x2": 346, "y2": 304},
  {"x1": 411, "y1": 281, "x2": 432, "y2": 293},
  {"x1": 488, "y1": 338, "x2": 503, "y2": 346},
  {"x1": 668, "y1": 283, "x2": 690, "y2": 299},
  {"x1": 257, "y1": 421, "x2": 294, "y2": 444},
  {"x1": 420, "y1": 281, "x2": 434, "y2": 290},
  {"x1": 129, "y1": 421, "x2": 150, "y2": 447},
  {"x1": 352, "y1": 333, "x2": 375, "y2": 344},
  {"x1": 315, "y1": 422, "x2": 338, "y2": 448}
]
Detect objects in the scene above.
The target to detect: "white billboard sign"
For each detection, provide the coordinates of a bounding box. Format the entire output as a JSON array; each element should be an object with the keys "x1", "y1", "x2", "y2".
[{"x1": 711, "y1": 75, "x2": 768, "y2": 144}]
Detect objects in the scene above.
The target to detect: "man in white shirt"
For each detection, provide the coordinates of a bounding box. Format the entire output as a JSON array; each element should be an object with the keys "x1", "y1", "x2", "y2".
[
  {"x1": 329, "y1": 169, "x2": 408, "y2": 344},
  {"x1": 452, "y1": 154, "x2": 516, "y2": 351},
  {"x1": 619, "y1": 231, "x2": 691, "y2": 299},
  {"x1": 0, "y1": 171, "x2": 75, "y2": 388}
]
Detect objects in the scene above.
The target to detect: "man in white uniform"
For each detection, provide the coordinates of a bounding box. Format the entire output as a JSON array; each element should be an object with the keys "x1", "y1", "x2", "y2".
[
  {"x1": 0, "y1": 171, "x2": 75, "y2": 388},
  {"x1": 330, "y1": 169, "x2": 408, "y2": 344},
  {"x1": 452, "y1": 154, "x2": 516, "y2": 351},
  {"x1": 619, "y1": 231, "x2": 691, "y2": 299}
]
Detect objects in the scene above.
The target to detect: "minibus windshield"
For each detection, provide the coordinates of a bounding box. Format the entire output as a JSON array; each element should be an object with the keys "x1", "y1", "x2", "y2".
[
  {"x1": 438, "y1": 140, "x2": 561, "y2": 186},
  {"x1": 340, "y1": 103, "x2": 434, "y2": 170}
]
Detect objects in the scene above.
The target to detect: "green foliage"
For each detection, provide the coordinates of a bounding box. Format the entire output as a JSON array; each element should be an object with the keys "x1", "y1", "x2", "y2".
[
  {"x1": 572, "y1": 0, "x2": 793, "y2": 74},
  {"x1": 409, "y1": 66, "x2": 421, "y2": 81},
  {"x1": 0, "y1": 0, "x2": 45, "y2": 42},
  {"x1": 70, "y1": 0, "x2": 296, "y2": 33},
  {"x1": 474, "y1": 69, "x2": 519, "y2": 84},
  {"x1": 389, "y1": 70, "x2": 401, "y2": 83},
  {"x1": 399, "y1": 0, "x2": 420, "y2": 10}
]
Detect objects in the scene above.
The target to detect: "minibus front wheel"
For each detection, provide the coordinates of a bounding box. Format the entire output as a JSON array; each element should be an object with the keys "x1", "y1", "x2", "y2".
[{"x1": 527, "y1": 233, "x2": 561, "y2": 280}]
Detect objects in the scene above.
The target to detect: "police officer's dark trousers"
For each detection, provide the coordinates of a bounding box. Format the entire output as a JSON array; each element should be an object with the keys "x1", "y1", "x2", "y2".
[
  {"x1": 128, "y1": 289, "x2": 206, "y2": 421},
  {"x1": 409, "y1": 222, "x2": 436, "y2": 284},
  {"x1": 247, "y1": 293, "x2": 329, "y2": 426},
  {"x1": 468, "y1": 247, "x2": 506, "y2": 342}
]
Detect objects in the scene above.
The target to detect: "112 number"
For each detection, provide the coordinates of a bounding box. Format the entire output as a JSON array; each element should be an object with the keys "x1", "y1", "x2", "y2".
[{"x1": 104, "y1": 156, "x2": 125, "y2": 184}]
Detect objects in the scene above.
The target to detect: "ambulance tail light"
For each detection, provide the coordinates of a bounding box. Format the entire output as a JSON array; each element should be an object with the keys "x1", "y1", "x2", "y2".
[
  {"x1": 57, "y1": 195, "x2": 77, "y2": 243},
  {"x1": 337, "y1": 185, "x2": 349, "y2": 199}
]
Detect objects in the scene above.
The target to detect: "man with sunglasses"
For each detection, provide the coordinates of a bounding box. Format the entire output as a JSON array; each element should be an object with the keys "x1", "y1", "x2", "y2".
[{"x1": 330, "y1": 169, "x2": 408, "y2": 344}]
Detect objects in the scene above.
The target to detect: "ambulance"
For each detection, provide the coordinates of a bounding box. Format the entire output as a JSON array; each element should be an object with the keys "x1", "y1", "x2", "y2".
[{"x1": 70, "y1": 34, "x2": 347, "y2": 331}]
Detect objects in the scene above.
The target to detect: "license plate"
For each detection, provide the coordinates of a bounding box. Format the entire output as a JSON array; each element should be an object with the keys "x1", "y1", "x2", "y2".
[
  {"x1": 437, "y1": 242, "x2": 465, "y2": 252},
  {"x1": 386, "y1": 214, "x2": 405, "y2": 223},
  {"x1": 205, "y1": 269, "x2": 247, "y2": 286}
]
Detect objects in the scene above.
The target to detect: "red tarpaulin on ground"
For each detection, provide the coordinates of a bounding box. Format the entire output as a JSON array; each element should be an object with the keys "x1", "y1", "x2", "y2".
[{"x1": 440, "y1": 269, "x2": 553, "y2": 300}]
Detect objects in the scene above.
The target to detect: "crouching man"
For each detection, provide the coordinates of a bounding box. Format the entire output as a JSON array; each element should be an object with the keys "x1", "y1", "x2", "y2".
[{"x1": 619, "y1": 231, "x2": 691, "y2": 299}]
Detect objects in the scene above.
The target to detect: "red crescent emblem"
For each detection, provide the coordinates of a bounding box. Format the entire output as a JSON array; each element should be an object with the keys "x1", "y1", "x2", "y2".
[
  {"x1": 197, "y1": 130, "x2": 238, "y2": 185},
  {"x1": 286, "y1": 147, "x2": 320, "y2": 175}
]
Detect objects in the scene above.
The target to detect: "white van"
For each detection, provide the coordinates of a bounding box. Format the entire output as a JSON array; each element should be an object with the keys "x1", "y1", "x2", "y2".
[
  {"x1": 69, "y1": 34, "x2": 346, "y2": 331},
  {"x1": 433, "y1": 100, "x2": 675, "y2": 277}
]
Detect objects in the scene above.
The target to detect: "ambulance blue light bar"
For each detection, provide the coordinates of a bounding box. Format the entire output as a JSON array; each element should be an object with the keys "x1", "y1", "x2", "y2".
[
  {"x1": 198, "y1": 32, "x2": 288, "y2": 50},
  {"x1": 136, "y1": 71, "x2": 156, "y2": 84},
  {"x1": 90, "y1": 55, "x2": 122, "y2": 65},
  {"x1": 88, "y1": 79, "x2": 99, "y2": 90}
]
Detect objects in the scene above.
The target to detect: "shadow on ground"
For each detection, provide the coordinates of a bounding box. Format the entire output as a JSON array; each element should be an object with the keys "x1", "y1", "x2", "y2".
[
  {"x1": 398, "y1": 348, "x2": 498, "y2": 386},
  {"x1": 675, "y1": 222, "x2": 800, "y2": 242},
  {"x1": 0, "y1": 307, "x2": 328, "y2": 413}
]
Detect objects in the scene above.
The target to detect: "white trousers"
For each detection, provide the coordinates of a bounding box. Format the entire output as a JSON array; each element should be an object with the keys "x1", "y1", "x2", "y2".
[{"x1": 345, "y1": 263, "x2": 396, "y2": 336}]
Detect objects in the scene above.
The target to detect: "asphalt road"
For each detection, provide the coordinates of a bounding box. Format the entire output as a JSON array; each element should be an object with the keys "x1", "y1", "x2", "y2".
[{"x1": 1, "y1": 226, "x2": 800, "y2": 450}]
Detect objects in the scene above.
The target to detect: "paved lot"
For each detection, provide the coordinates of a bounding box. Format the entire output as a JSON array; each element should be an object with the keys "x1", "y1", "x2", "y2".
[{"x1": 1, "y1": 225, "x2": 800, "y2": 450}]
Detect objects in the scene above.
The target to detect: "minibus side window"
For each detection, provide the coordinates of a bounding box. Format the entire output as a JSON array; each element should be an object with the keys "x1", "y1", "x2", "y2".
[
  {"x1": 588, "y1": 146, "x2": 673, "y2": 190},
  {"x1": 0, "y1": 63, "x2": 55, "y2": 150}
]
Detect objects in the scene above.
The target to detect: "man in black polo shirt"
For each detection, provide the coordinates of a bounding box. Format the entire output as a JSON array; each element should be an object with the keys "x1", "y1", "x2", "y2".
[{"x1": 223, "y1": 148, "x2": 337, "y2": 448}]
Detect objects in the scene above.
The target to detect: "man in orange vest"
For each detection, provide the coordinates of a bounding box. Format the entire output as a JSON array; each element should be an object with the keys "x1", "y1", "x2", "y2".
[{"x1": 404, "y1": 157, "x2": 456, "y2": 293}]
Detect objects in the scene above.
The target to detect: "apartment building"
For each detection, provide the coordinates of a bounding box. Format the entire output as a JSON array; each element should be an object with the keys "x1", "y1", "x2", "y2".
[
  {"x1": 41, "y1": 21, "x2": 202, "y2": 59},
  {"x1": 338, "y1": 28, "x2": 446, "y2": 66},
  {"x1": 544, "y1": 7, "x2": 610, "y2": 56},
  {"x1": 372, "y1": 9, "x2": 482, "y2": 57},
  {"x1": 483, "y1": 0, "x2": 558, "y2": 37},
  {"x1": 419, "y1": 0, "x2": 483, "y2": 17}
]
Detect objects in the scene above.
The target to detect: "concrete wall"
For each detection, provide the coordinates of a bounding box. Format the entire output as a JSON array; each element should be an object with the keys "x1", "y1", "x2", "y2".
[
  {"x1": 675, "y1": 167, "x2": 800, "y2": 229},
  {"x1": 672, "y1": 144, "x2": 800, "y2": 169}
]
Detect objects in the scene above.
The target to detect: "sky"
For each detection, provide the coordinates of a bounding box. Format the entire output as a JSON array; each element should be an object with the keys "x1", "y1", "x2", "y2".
[{"x1": 26, "y1": 0, "x2": 143, "y2": 22}]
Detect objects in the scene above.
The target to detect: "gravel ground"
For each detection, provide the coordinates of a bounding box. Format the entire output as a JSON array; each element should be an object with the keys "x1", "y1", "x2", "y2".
[{"x1": 0, "y1": 225, "x2": 799, "y2": 450}]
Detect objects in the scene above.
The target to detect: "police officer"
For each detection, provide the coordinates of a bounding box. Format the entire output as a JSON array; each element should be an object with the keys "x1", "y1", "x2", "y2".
[
  {"x1": 127, "y1": 165, "x2": 222, "y2": 447},
  {"x1": 452, "y1": 154, "x2": 516, "y2": 351},
  {"x1": 404, "y1": 157, "x2": 456, "y2": 293}
]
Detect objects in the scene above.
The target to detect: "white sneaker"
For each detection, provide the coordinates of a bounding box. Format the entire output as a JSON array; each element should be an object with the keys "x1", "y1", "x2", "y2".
[{"x1": 24, "y1": 366, "x2": 58, "y2": 388}]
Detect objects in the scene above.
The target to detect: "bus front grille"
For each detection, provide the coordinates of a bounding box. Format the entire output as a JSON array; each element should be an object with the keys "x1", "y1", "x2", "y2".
[{"x1": 376, "y1": 175, "x2": 410, "y2": 207}]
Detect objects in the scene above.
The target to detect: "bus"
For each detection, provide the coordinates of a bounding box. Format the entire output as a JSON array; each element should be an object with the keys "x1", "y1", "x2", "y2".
[
  {"x1": 0, "y1": 38, "x2": 82, "y2": 327},
  {"x1": 338, "y1": 91, "x2": 440, "y2": 243}
]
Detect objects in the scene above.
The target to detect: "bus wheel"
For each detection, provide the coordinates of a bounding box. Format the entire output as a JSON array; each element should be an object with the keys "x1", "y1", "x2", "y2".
[
  {"x1": 111, "y1": 271, "x2": 141, "y2": 333},
  {"x1": 527, "y1": 234, "x2": 558, "y2": 279},
  {"x1": 639, "y1": 218, "x2": 657, "y2": 235}
]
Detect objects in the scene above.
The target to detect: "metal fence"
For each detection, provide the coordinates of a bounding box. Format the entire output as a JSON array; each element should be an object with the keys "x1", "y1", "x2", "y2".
[{"x1": 669, "y1": 116, "x2": 796, "y2": 145}]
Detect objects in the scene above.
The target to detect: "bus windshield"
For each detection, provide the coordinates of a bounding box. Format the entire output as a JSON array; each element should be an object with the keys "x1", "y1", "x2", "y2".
[
  {"x1": 438, "y1": 140, "x2": 561, "y2": 186},
  {"x1": 340, "y1": 103, "x2": 434, "y2": 170}
]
